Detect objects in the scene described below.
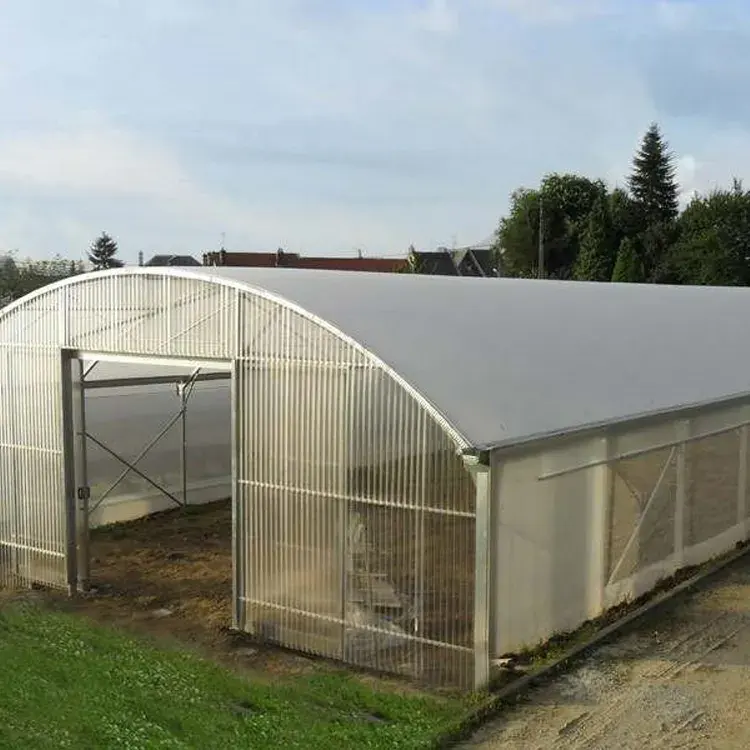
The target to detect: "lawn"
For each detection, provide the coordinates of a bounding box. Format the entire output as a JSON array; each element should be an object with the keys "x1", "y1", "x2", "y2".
[{"x1": 0, "y1": 601, "x2": 470, "y2": 750}]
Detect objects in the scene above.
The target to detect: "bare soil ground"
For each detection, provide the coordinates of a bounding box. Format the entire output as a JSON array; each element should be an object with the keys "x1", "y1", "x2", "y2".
[
  {"x1": 29, "y1": 500, "x2": 360, "y2": 682},
  {"x1": 461, "y1": 554, "x2": 750, "y2": 750},
  {"x1": 2, "y1": 497, "x2": 470, "y2": 693}
]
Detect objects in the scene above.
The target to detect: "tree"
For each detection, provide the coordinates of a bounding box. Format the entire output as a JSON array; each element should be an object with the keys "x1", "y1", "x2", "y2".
[
  {"x1": 492, "y1": 188, "x2": 539, "y2": 278},
  {"x1": 88, "y1": 232, "x2": 123, "y2": 270},
  {"x1": 640, "y1": 220, "x2": 681, "y2": 283},
  {"x1": 0, "y1": 255, "x2": 20, "y2": 307},
  {"x1": 494, "y1": 173, "x2": 607, "y2": 279},
  {"x1": 611, "y1": 237, "x2": 645, "y2": 283},
  {"x1": 0, "y1": 253, "x2": 85, "y2": 306},
  {"x1": 402, "y1": 244, "x2": 420, "y2": 273},
  {"x1": 665, "y1": 186, "x2": 750, "y2": 286},
  {"x1": 628, "y1": 123, "x2": 679, "y2": 226},
  {"x1": 573, "y1": 197, "x2": 617, "y2": 281},
  {"x1": 608, "y1": 187, "x2": 640, "y2": 248}
]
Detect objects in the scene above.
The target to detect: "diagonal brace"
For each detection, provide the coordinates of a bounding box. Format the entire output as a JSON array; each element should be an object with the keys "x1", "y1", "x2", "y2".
[
  {"x1": 607, "y1": 447, "x2": 676, "y2": 585},
  {"x1": 85, "y1": 432, "x2": 183, "y2": 510}
]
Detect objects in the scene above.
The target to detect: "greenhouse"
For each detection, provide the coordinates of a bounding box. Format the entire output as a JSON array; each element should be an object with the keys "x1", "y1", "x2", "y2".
[{"x1": 2, "y1": 267, "x2": 750, "y2": 690}]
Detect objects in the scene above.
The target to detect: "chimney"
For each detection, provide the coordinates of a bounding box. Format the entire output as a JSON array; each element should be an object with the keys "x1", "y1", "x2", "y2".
[{"x1": 138, "y1": 251, "x2": 144, "y2": 267}]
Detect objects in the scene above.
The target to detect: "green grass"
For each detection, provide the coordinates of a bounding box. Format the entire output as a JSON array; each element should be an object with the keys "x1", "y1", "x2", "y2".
[{"x1": 0, "y1": 603, "x2": 470, "y2": 750}]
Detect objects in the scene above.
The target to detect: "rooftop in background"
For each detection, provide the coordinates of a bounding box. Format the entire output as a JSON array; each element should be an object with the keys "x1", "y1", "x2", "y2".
[
  {"x1": 203, "y1": 249, "x2": 407, "y2": 273},
  {"x1": 408, "y1": 244, "x2": 500, "y2": 277},
  {"x1": 203, "y1": 243, "x2": 501, "y2": 277},
  {"x1": 144, "y1": 254, "x2": 201, "y2": 267}
]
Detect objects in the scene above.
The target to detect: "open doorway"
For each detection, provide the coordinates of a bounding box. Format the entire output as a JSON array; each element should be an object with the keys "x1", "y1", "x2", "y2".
[{"x1": 70, "y1": 354, "x2": 235, "y2": 633}]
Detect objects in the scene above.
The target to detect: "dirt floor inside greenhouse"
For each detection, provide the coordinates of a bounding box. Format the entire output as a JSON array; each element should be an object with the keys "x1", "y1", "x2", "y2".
[{"x1": 8, "y1": 500, "x2": 389, "y2": 686}]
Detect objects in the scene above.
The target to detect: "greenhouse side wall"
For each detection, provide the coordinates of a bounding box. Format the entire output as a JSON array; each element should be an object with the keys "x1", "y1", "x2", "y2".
[
  {"x1": 490, "y1": 400, "x2": 750, "y2": 658},
  {"x1": 84, "y1": 369, "x2": 231, "y2": 527}
]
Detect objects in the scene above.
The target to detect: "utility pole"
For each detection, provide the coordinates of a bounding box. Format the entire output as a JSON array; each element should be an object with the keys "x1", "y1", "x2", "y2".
[{"x1": 537, "y1": 198, "x2": 544, "y2": 280}]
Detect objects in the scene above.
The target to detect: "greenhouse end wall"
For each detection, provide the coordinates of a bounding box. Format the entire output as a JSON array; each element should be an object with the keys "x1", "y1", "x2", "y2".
[
  {"x1": 0, "y1": 270, "x2": 480, "y2": 690},
  {"x1": 490, "y1": 400, "x2": 750, "y2": 659}
]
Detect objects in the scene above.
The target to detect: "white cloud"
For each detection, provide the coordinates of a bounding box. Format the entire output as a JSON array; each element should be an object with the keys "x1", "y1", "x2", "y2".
[
  {"x1": 0, "y1": 120, "x2": 430, "y2": 260},
  {"x1": 0, "y1": 124, "x2": 192, "y2": 199},
  {"x1": 671, "y1": 130, "x2": 750, "y2": 200},
  {"x1": 675, "y1": 153, "x2": 699, "y2": 205},
  {"x1": 482, "y1": 0, "x2": 615, "y2": 23},
  {"x1": 3, "y1": 0, "x2": 750, "y2": 262},
  {"x1": 654, "y1": 0, "x2": 701, "y2": 32},
  {"x1": 412, "y1": 0, "x2": 458, "y2": 34}
]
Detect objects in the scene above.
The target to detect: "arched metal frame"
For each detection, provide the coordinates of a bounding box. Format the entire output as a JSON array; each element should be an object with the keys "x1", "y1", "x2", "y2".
[{"x1": 0, "y1": 269, "x2": 486, "y2": 689}]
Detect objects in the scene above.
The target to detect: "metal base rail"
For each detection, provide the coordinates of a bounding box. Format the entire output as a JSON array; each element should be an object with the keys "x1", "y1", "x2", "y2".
[{"x1": 434, "y1": 539, "x2": 750, "y2": 750}]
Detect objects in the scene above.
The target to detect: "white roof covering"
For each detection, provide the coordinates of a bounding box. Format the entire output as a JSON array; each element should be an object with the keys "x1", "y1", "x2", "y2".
[{"x1": 168, "y1": 267, "x2": 750, "y2": 451}]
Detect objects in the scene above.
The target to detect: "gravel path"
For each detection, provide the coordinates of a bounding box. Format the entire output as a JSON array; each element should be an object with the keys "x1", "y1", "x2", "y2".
[{"x1": 461, "y1": 556, "x2": 750, "y2": 749}]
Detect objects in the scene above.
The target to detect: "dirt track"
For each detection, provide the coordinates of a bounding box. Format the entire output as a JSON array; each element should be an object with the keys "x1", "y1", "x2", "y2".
[{"x1": 462, "y1": 555, "x2": 750, "y2": 749}]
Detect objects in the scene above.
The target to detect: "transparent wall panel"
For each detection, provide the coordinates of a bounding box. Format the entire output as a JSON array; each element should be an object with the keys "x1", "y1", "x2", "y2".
[
  {"x1": 687, "y1": 430, "x2": 740, "y2": 546},
  {"x1": 0, "y1": 347, "x2": 67, "y2": 589},
  {"x1": 235, "y1": 299, "x2": 476, "y2": 689},
  {"x1": 609, "y1": 448, "x2": 677, "y2": 583}
]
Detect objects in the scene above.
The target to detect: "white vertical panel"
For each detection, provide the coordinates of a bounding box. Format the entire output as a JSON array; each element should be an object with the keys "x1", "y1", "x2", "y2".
[{"x1": 0, "y1": 345, "x2": 68, "y2": 589}]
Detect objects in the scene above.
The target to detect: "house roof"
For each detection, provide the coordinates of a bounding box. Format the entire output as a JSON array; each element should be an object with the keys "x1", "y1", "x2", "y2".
[
  {"x1": 410, "y1": 247, "x2": 498, "y2": 277},
  {"x1": 144, "y1": 255, "x2": 201, "y2": 267},
  {"x1": 292, "y1": 256, "x2": 407, "y2": 273},
  {"x1": 202, "y1": 250, "x2": 406, "y2": 273},
  {"x1": 203, "y1": 251, "x2": 281, "y2": 267},
  {"x1": 410, "y1": 251, "x2": 459, "y2": 275}
]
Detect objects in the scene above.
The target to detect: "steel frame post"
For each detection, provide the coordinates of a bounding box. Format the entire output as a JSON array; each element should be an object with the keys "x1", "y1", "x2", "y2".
[
  {"x1": 60, "y1": 350, "x2": 79, "y2": 595},
  {"x1": 339, "y1": 367, "x2": 353, "y2": 660},
  {"x1": 590, "y1": 437, "x2": 611, "y2": 615},
  {"x1": 178, "y1": 382, "x2": 188, "y2": 507},
  {"x1": 739, "y1": 406, "x2": 750, "y2": 538},
  {"x1": 73, "y1": 358, "x2": 91, "y2": 591},
  {"x1": 675, "y1": 420, "x2": 690, "y2": 567},
  {"x1": 231, "y1": 358, "x2": 244, "y2": 631},
  {"x1": 463, "y1": 453, "x2": 491, "y2": 691}
]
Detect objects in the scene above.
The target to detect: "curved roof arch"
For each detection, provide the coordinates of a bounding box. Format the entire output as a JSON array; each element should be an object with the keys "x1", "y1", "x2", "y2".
[
  {"x1": 0, "y1": 267, "x2": 470, "y2": 449},
  {"x1": 4, "y1": 266, "x2": 750, "y2": 451}
]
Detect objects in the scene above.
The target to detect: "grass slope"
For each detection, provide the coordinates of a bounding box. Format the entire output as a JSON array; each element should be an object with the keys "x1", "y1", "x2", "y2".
[{"x1": 0, "y1": 603, "x2": 468, "y2": 750}]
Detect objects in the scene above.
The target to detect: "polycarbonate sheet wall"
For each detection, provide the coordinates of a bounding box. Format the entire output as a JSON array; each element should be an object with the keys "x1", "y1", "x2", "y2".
[
  {"x1": 609, "y1": 447, "x2": 679, "y2": 582},
  {"x1": 235, "y1": 298, "x2": 476, "y2": 689},
  {"x1": 0, "y1": 272, "x2": 476, "y2": 689},
  {"x1": 0, "y1": 345, "x2": 68, "y2": 589}
]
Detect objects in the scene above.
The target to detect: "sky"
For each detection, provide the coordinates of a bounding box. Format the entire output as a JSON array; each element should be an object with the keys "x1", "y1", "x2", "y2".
[{"x1": 0, "y1": 0, "x2": 748, "y2": 264}]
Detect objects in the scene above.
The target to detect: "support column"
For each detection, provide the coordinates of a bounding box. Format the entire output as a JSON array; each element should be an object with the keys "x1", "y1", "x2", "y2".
[
  {"x1": 589, "y1": 437, "x2": 611, "y2": 615},
  {"x1": 178, "y1": 383, "x2": 188, "y2": 507},
  {"x1": 738, "y1": 407, "x2": 750, "y2": 538},
  {"x1": 231, "y1": 359, "x2": 245, "y2": 632},
  {"x1": 463, "y1": 452, "x2": 491, "y2": 691},
  {"x1": 73, "y1": 358, "x2": 90, "y2": 592},
  {"x1": 60, "y1": 351, "x2": 78, "y2": 595},
  {"x1": 675, "y1": 420, "x2": 690, "y2": 568}
]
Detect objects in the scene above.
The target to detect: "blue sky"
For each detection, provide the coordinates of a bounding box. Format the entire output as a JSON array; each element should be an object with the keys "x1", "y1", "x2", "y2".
[{"x1": 0, "y1": 0, "x2": 747, "y2": 263}]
